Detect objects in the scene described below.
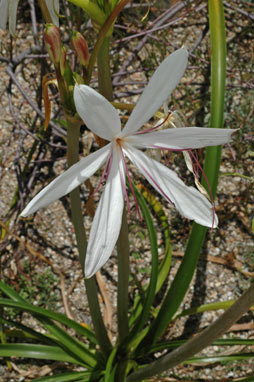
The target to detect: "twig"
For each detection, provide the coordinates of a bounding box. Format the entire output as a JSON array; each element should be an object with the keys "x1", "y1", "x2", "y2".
[
  {"x1": 224, "y1": 0, "x2": 254, "y2": 20},
  {"x1": 96, "y1": 271, "x2": 113, "y2": 339},
  {"x1": 6, "y1": 65, "x2": 66, "y2": 136},
  {"x1": 173, "y1": 251, "x2": 254, "y2": 278},
  {"x1": 189, "y1": 24, "x2": 209, "y2": 54},
  {"x1": 113, "y1": 0, "x2": 195, "y2": 85},
  {"x1": 28, "y1": 0, "x2": 39, "y2": 40},
  {"x1": 7, "y1": 92, "x2": 41, "y2": 142}
]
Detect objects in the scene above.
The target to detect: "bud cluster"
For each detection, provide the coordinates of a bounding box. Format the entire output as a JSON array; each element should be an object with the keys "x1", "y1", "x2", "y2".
[{"x1": 44, "y1": 24, "x2": 90, "y2": 71}]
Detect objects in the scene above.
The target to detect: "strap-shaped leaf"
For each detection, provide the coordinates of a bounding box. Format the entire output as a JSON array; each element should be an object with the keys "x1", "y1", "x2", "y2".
[
  {"x1": 32, "y1": 371, "x2": 94, "y2": 382},
  {"x1": 0, "y1": 344, "x2": 85, "y2": 365},
  {"x1": 136, "y1": 184, "x2": 172, "y2": 294},
  {"x1": 125, "y1": 182, "x2": 158, "y2": 345},
  {"x1": 0, "y1": 280, "x2": 97, "y2": 344},
  {"x1": 104, "y1": 347, "x2": 117, "y2": 382},
  {"x1": 0, "y1": 316, "x2": 57, "y2": 345},
  {"x1": 0, "y1": 299, "x2": 97, "y2": 367},
  {"x1": 187, "y1": 352, "x2": 254, "y2": 364}
]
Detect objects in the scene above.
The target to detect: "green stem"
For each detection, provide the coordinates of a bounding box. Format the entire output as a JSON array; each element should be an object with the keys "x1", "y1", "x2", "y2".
[
  {"x1": 66, "y1": 118, "x2": 86, "y2": 268},
  {"x1": 209, "y1": 0, "x2": 227, "y2": 132},
  {"x1": 97, "y1": 37, "x2": 113, "y2": 101},
  {"x1": 96, "y1": 34, "x2": 130, "y2": 348},
  {"x1": 67, "y1": 0, "x2": 106, "y2": 26},
  {"x1": 138, "y1": 0, "x2": 227, "y2": 350},
  {"x1": 116, "y1": 359, "x2": 128, "y2": 382},
  {"x1": 38, "y1": 0, "x2": 53, "y2": 23},
  {"x1": 126, "y1": 281, "x2": 254, "y2": 381},
  {"x1": 86, "y1": 0, "x2": 131, "y2": 82},
  {"x1": 117, "y1": 208, "x2": 130, "y2": 344},
  {"x1": 66, "y1": 117, "x2": 112, "y2": 358}
]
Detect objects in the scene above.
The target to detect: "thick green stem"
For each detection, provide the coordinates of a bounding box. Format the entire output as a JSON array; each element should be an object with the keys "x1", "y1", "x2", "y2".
[
  {"x1": 86, "y1": 0, "x2": 131, "y2": 82},
  {"x1": 66, "y1": 118, "x2": 112, "y2": 358},
  {"x1": 138, "y1": 0, "x2": 227, "y2": 349},
  {"x1": 98, "y1": 37, "x2": 113, "y2": 101},
  {"x1": 127, "y1": 281, "x2": 254, "y2": 381},
  {"x1": 38, "y1": 0, "x2": 53, "y2": 23},
  {"x1": 66, "y1": 119, "x2": 86, "y2": 268},
  {"x1": 117, "y1": 208, "x2": 130, "y2": 344},
  {"x1": 96, "y1": 36, "x2": 130, "y2": 348}
]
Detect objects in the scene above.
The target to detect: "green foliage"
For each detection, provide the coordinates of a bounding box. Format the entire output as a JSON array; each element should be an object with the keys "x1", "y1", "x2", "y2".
[
  {"x1": 0, "y1": 261, "x2": 59, "y2": 320},
  {"x1": 19, "y1": 262, "x2": 59, "y2": 309}
]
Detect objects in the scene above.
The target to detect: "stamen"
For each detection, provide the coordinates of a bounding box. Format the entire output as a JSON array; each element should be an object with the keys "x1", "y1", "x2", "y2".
[
  {"x1": 189, "y1": 149, "x2": 200, "y2": 179},
  {"x1": 188, "y1": 150, "x2": 216, "y2": 230},
  {"x1": 119, "y1": 161, "x2": 131, "y2": 214},
  {"x1": 119, "y1": 145, "x2": 142, "y2": 220},
  {"x1": 91, "y1": 151, "x2": 112, "y2": 197},
  {"x1": 135, "y1": 112, "x2": 171, "y2": 135}
]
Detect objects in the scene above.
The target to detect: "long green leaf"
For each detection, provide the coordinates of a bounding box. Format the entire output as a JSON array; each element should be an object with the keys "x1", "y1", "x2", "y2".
[
  {"x1": 122, "y1": 182, "x2": 158, "y2": 351},
  {"x1": 104, "y1": 347, "x2": 117, "y2": 382},
  {"x1": 0, "y1": 344, "x2": 85, "y2": 365},
  {"x1": 128, "y1": 183, "x2": 158, "y2": 336},
  {"x1": 0, "y1": 299, "x2": 98, "y2": 367},
  {"x1": 187, "y1": 352, "x2": 254, "y2": 364},
  {"x1": 135, "y1": 184, "x2": 172, "y2": 294},
  {"x1": 0, "y1": 316, "x2": 57, "y2": 345},
  {"x1": 147, "y1": 338, "x2": 254, "y2": 354},
  {"x1": 173, "y1": 300, "x2": 235, "y2": 319},
  {"x1": 36, "y1": 316, "x2": 98, "y2": 368},
  {"x1": 0, "y1": 280, "x2": 97, "y2": 344},
  {"x1": 138, "y1": 0, "x2": 227, "y2": 350},
  {"x1": 32, "y1": 371, "x2": 94, "y2": 382}
]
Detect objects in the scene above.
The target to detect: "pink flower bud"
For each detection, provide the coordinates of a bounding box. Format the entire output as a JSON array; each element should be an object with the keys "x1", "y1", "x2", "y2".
[
  {"x1": 71, "y1": 31, "x2": 89, "y2": 67},
  {"x1": 44, "y1": 24, "x2": 61, "y2": 65}
]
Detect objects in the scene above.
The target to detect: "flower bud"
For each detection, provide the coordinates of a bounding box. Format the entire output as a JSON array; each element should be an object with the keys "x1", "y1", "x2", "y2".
[
  {"x1": 71, "y1": 31, "x2": 89, "y2": 67},
  {"x1": 44, "y1": 24, "x2": 61, "y2": 65}
]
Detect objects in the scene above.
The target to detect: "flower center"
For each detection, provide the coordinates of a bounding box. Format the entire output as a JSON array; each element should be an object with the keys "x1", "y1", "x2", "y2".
[{"x1": 115, "y1": 136, "x2": 126, "y2": 149}]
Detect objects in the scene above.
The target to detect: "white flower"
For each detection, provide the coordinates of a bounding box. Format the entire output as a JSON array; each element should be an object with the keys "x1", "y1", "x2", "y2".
[
  {"x1": 21, "y1": 48, "x2": 235, "y2": 278},
  {"x1": 0, "y1": 0, "x2": 18, "y2": 35},
  {"x1": 0, "y1": 0, "x2": 59, "y2": 36},
  {"x1": 45, "y1": 0, "x2": 59, "y2": 26}
]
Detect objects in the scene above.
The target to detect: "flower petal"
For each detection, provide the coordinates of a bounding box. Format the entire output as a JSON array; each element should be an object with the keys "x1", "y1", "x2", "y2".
[
  {"x1": 121, "y1": 47, "x2": 188, "y2": 137},
  {"x1": 46, "y1": 0, "x2": 59, "y2": 26},
  {"x1": 125, "y1": 145, "x2": 218, "y2": 227},
  {"x1": 21, "y1": 144, "x2": 111, "y2": 217},
  {"x1": 8, "y1": 0, "x2": 19, "y2": 36},
  {"x1": 74, "y1": 85, "x2": 121, "y2": 141},
  {"x1": 0, "y1": 0, "x2": 8, "y2": 30},
  {"x1": 85, "y1": 146, "x2": 125, "y2": 278},
  {"x1": 127, "y1": 127, "x2": 236, "y2": 150}
]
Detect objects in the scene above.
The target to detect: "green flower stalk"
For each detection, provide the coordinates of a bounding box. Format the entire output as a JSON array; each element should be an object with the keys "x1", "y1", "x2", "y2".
[{"x1": 68, "y1": 0, "x2": 107, "y2": 27}]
